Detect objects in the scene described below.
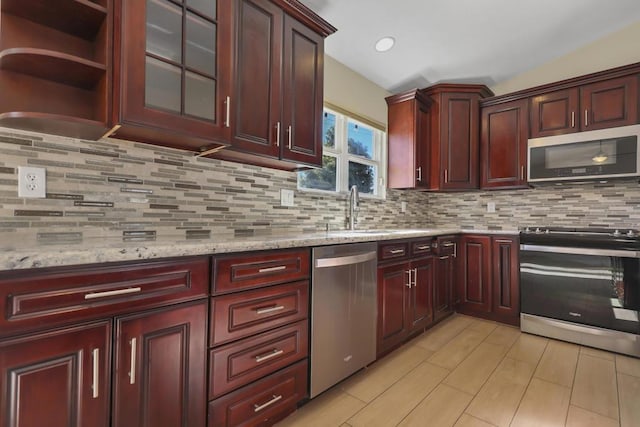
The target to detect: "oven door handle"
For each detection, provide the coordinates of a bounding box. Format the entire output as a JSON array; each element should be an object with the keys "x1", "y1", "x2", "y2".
[{"x1": 520, "y1": 244, "x2": 640, "y2": 259}]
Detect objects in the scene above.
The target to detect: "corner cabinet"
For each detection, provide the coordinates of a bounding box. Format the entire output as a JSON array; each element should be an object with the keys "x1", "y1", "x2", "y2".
[
  {"x1": 386, "y1": 89, "x2": 432, "y2": 189},
  {"x1": 113, "y1": 0, "x2": 232, "y2": 152},
  {"x1": 0, "y1": 0, "x2": 112, "y2": 139},
  {"x1": 480, "y1": 98, "x2": 529, "y2": 189},
  {"x1": 214, "y1": 0, "x2": 333, "y2": 170}
]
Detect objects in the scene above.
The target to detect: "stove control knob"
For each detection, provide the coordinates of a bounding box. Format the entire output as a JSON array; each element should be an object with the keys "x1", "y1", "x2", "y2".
[
  {"x1": 627, "y1": 230, "x2": 636, "y2": 237},
  {"x1": 535, "y1": 227, "x2": 541, "y2": 233},
  {"x1": 613, "y1": 229, "x2": 621, "y2": 237},
  {"x1": 545, "y1": 229, "x2": 550, "y2": 233},
  {"x1": 523, "y1": 227, "x2": 530, "y2": 233}
]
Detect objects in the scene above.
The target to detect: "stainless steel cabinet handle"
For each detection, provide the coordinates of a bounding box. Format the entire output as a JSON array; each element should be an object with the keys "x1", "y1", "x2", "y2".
[
  {"x1": 92, "y1": 348, "x2": 99, "y2": 398},
  {"x1": 412, "y1": 268, "x2": 418, "y2": 287},
  {"x1": 520, "y1": 244, "x2": 640, "y2": 258},
  {"x1": 444, "y1": 169, "x2": 448, "y2": 183},
  {"x1": 275, "y1": 122, "x2": 281, "y2": 147},
  {"x1": 129, "y1": 338, "x2": 137, "y2": 385},
  {"x1": 258, "y1": 265, "x2": 286, "y2": 273},
  {"x1": 254, "y1": 394, "x2": 283, "y2": 413},
  {"x1": 224, "y1": 96, "x2": 231, "y2": 127},
  {"x1": 287, "y1": 125, "x2": 292, "y2": 149},
  {"x1": 442, "y1": 242, "x2": 458, "y2": 258},
  {"x1": 255, "y1": 305, "x2": 285, "y2": 315},
  {"x1": 521, "y1": 165, "x2": 525, "y2": 180},
  {"x1": 416, "y1": 166, "x2": 422, "y2": 182},
  {"x1": 85, "y1": 287, "x2": 141, "y2": 300},
  {"x1": 439, "y1": 255, "x2": 449, "y2": 260},
  {"x1": 571, "y1": 111, "x2": 575, "y2": 128},
  {"x1": 389, "y1": 249, "x2": 405, "y2": 254},
  {"x1": 406, "y1": 270, "x2": 412, "y2": 288},
  {"x1": 584, "y1": 109, "x2": 588, "y2": 127},
  {"x1": 255, "y1": 349, "x2": 284, "y2": 363},
  {"x1": 416, "y1": 245, "x2": 430, "y2": 250}
]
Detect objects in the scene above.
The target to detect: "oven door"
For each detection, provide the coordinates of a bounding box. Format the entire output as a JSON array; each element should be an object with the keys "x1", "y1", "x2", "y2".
[{"x1": 520, "y1": 245, "x2": 640, "y2": 334}]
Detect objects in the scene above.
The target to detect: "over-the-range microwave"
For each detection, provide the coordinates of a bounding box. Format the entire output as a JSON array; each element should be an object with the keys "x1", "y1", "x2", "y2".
[{"x1": 528, "y1": 124, "x2": 640, "y2": 183}]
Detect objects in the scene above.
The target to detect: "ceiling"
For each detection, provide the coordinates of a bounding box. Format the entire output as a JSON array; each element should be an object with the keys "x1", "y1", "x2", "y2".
[{"x1": 299, "y1": 0, "x2": 640, "y2": 93}]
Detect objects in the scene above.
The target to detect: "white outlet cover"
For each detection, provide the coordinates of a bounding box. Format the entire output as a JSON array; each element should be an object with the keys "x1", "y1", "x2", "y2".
[
  {"x1": 401, "y1": 201, "x2": 407, "y2": 213},
  {"x1": 18, "y1": 166, "x2": 46, "y2": 198},
  {"x1": 280, "y1": 189, "x2": 294, "y2": 207},
  {"x1": 487, "y1": 202, "x2": 496, "y2": 213}
]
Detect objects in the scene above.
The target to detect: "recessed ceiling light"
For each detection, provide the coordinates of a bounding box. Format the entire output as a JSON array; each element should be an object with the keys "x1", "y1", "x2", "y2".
[{"x1": 375, "y1": 36, "x2": 395, "y2": 52}]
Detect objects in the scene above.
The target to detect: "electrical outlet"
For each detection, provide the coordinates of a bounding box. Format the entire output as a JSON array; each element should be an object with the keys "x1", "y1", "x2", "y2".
[
  {"x1": 401, "y1": 201, "x2": 407, "y2": 213},
  {"x1": 487, "y1": 202, "x2": 496, "y2": 213},
  {"x1": 18, "y1": 166, "x2": 46, "y2": 198},
  {"x1": 280, "y1": 189, "x2": 294, "y2": 207}
]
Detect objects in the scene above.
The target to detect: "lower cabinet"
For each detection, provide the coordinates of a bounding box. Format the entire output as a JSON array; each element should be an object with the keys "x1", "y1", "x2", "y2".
[
  {"x1": 0, "y1": 300, "x2": 208, "y2": 427},
  {"x1": 433, "y1": 235, "x2": 458, "y2": 321},
  {"x1": 457, "y1": 234, "x2": 520, "y2": 325},
  {"x1": 377, "y1": 239, "x2": 435, "y2": 356}
]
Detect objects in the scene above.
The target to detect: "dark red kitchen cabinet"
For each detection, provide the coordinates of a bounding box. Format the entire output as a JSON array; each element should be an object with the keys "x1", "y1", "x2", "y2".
[
  {"x1": 113, "y1": 300, "x2": 207, "y2": 427},
  {"x1": 458, "y1": 235, "x2": 492, "y2": 314},
  {"x1": 377, "y1": 261, "x2": 410, "y2": 355},
  {"x1": 408, "y1": 256, "x2": 435, "y2": 332},
  {"x1": 480, "y1": 99, "x2": 529, "y2": 189},
  {"x1": 0, "y1": 321, "x2": 111, "y2": 427},
  {"x1": 530, "y1": 88, "x2": 579, "y2": 138},
  {"x1": 491, "y1": 236, "x2": 520, "y2": 325},
  {"x1": 434, "y1": 235, "x2": 458, "y2": 321}
]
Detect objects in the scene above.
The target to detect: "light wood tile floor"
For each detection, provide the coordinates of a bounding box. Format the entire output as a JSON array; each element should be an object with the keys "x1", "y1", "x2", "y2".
[{"x1": 276, "y1": 314, "x2": 640, "y2": 427}]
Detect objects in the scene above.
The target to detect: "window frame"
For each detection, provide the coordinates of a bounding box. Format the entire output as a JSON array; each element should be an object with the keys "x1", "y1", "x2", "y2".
[{"x1": 298, "y1": 106, "x2": 387, "y2": 199}]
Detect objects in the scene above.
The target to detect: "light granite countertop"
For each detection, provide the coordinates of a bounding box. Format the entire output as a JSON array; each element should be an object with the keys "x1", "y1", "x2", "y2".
[{"x1": 0, "y1": 227, "x2": 519, "y2": 271}]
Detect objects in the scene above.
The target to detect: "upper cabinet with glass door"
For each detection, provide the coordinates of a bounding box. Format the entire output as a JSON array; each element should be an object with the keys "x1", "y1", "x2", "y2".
[{"x1": 112, "y1": 0, "x2": 232, "y2": 152}]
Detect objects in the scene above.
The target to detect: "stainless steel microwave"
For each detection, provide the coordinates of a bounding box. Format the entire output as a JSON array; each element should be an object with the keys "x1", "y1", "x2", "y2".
[{"x1": 528, "y1": 124, "x2": 640, "y2": 183}]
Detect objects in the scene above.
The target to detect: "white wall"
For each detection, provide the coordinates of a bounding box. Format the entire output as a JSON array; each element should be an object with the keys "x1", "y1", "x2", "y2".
[
  {"x1": 491, "y1": 21, "x2": 640, "y2": 95},
  {"x1": 324, "y1": 55, "x2": 391, "y2": 126}
]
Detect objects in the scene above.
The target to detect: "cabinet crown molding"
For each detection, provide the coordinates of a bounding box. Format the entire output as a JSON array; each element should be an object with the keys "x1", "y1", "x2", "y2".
[
  {"x1": 385, "y1": 88, "x2": 432, "y2": 107},
  {"x1": 276, "y1": 0, "x2": 337, "y2": 36}
]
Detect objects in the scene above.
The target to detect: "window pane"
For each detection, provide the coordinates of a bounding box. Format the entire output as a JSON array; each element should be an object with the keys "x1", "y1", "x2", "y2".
[
  {"x1": 186, "y1": 12, "x2": 216, "y2": 76},
  {"x1": 298, "y1": 156, "x2": 337, "y2": 191},
  {"x1": 146, "y1": 0, "x2": 182, "y2": 62},
  {"x1": 323, "y1": 111, "x2": 336, "y2": 149},
  {"x1": 349, "y1": 161, "x2": 376, "y2": 194},
  {"x1": 347, "y1": 121, "x2": 374, "y2": 159},
  {"x1": 185, "y1": 71, "x2": 215, "y2": 120}
]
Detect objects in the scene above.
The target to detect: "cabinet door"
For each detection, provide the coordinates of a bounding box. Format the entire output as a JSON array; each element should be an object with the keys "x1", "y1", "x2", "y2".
[
  {"x1": 377, "y1": 262, "x2": 410, "y2": 355},
  {"x1": 408, "y1": 257, "x2": 434, "y2": 333},
  {"x1": 281, "y1": 15, "x2": 324, "y2": 166},
  {"x1": 458, "y1": 235, "x2": 492, "y2": 314},
  {"x1": 530, "y1": 88, "x2": 579, "y2": 138},
  {"x1": 492, "y1": 237, "x2": 520, "y2": 325},
  {"x1": 0, "y1": 322, "x2": 111, "y2": 427},
  {"x1": 229, "y1": 0, "x2": 282, "y2": 157},
  {"x1": 480, "y1": 99, "x2": 529, "y2": 189},
  {"x1": 113, "y1": 300, "x2": 207, "y2": 427},
  {"x1": 581, "y1": 75, "x2": 639, "y2": 131},
  {"x1": 434, "y1": 254, "x2": 454, "y2": 321},
  {"x1": 115, "y1": 0, "x2": 231, "y2": 150},
  {"x1": 440, "y1": 93, "x2": 480, "y2": 190}
]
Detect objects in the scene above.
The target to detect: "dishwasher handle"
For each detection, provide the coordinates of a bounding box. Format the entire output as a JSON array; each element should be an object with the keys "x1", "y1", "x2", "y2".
[{"x1": 315, "y1": 251, "x2": 377, "y2": 268}]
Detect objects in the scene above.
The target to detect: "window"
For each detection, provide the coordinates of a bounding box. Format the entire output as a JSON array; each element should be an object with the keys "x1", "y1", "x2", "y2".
[{"x1": 298, "y1": 107, "x2": 386, "y2": 198}]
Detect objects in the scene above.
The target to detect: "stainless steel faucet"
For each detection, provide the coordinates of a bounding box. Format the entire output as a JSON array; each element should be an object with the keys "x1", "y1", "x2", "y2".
[{"x1": 347, "y1": 185, "x2": 359, "y2": 230}]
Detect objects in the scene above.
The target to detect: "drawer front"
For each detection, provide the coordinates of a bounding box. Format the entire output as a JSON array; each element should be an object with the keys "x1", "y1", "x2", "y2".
[
  {"x1": 0, "y1": 257, "x2": 209, "y2": 339},
  {"x1": 411, "y1": 239, "x2": 434, "y2": 257},
  {"x1": 378, "y1": 241, "x2": 409, "y2": 262},
  {"x1": 208, "y1": 360, "x2": 307, "y2": 427},
  {"x1": 213, "y1": 249, "x2": 310, "y2": 294},
  {"x1": 210, "y1": 281, "x2": 309, "y2": 347},
  {"x1": 435, "y1": 236, "x2": 458, "y2": 257},
  {"x1": 209, "y1": 320, "x2": 308, "y2": 399}
]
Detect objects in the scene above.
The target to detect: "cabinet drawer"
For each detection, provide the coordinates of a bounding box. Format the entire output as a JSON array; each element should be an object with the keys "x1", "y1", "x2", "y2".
[
  {"x1": 208, "y1": 359, "x2": 308, "y2": 427},
  {"x1": 378, "y1": 241, "x2": 409, "y2": 262},
  {"x1": 0, "y1": 257, "x2": 209, "y2": 339},
  {"x1": 209, "y1": 320, "x2": 308, "y2": 399},
  {"x1": 210, "y1": 281, "x2": 309, "y2": 347},
  {"x1": 435, "y1": 236, "x2": 458, "y2": 257},
  {"x1": 213, "y1": 249, "x2": 310, "y2": 294},
  {"x1": 411, "y1": 239, "x2": 434, "y2": 257}
]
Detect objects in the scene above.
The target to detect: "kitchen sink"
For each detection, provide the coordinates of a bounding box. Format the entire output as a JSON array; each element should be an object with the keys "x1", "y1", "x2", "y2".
[{"x1": 327, "y1": 229, "x2": 431, "y2": 237}]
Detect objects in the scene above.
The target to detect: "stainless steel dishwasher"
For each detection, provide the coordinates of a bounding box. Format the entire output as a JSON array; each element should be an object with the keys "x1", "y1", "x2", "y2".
[{"x1": 310, "y1": 242, "x2": 377, "y2": 398}]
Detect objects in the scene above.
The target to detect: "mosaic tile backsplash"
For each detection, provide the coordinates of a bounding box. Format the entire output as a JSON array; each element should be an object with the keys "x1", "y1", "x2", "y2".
[{"x1": 1, "y1": 126, "x2": 640, "y2": 245}]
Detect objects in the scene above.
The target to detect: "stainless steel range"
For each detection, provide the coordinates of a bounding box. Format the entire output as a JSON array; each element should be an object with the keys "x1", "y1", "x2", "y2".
[{"x1": 520, "y1": 227, "x2": 640, "y2": 357}]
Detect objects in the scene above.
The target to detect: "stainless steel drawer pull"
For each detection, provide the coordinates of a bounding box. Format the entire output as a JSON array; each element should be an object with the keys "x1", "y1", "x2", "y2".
[
  {"x1": 255, "y1": 305, "x2": 285, "y2": 315},
  {"x1": 255, "y1": 349, "x2": 284, "y2": 363},
  {"x1": 416, "y1": 245, "x2": 430, "y2": 250},
  {"x1": 389, "y1": 249, "x2": 405, "y2": 254},
  {"x1": 92, "y1": 348, "x2": 99, "y2": 398},
  {"x1": 258, "y1": 265, "x2": 287, "y2": 273},
  {"x1": 439, "y1": 256, "x2": 449, "y2": 260},
  {"x1": 254, "y1": 394, "x2": 283, "y2": 413},
  {"x1": 129, "y1": 338, "x2": 137, "y2": 385},
  {"x1": 85, "y1": 287, "x2": 142, "y2": 300}
]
